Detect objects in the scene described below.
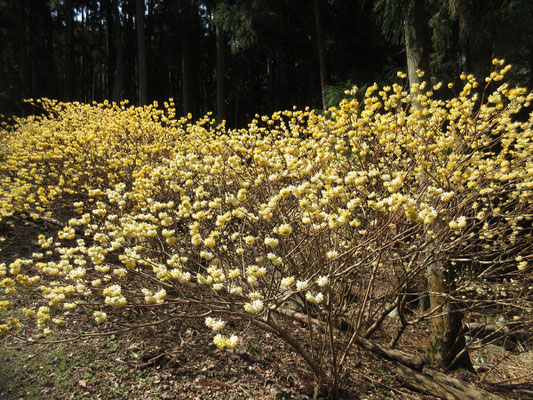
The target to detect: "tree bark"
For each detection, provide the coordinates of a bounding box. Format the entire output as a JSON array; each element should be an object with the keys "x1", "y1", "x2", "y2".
[
  {"x1": 105, "y1": 0, "x2": 115, "y2": 100},
  {"x1": 136, "y1": 0, "x2": 148, "y2": 106},
  {"x1": 65, "y1": 0, "x2": 74, "y2": 101},
  {"x1": 80, "y1": 7, "x2": 88, "y2": 102},
  {"x1": 181, "y1": 25, "x2": 193, "y2": 117},
  {"x1": 180, "y1": 0, "x2": 199, "y2": 119},
  {"x1": 18, "y1": 0, "x2": 29, "y2": 102},
  {"x1": 451, "y1": 0, "x2": 473, "y2": 72},
  {"x1": 529, "y1": 42, "x2": 533, "y2": 90},
  {"x1": 313, "y1": 0, "x2": 328, "y2": 110},
  {"x1": 112, "y1": 0, "x2": 124, "y2": 102},
  {"x1": 405, "y1": 2, "x2": 473, "y2": 370},
  {"x1": 395, "y1": 364, "x2": 504, "y2": 400},
  {"x1": 216, "y1": 23, "x2": 225, "y2": 122},
  {"x1": 28, "y1": 0, "x2": 40, "y2": 97},
  {"x1": 404, "y1": 0, "x2": 430, "y2": 90},
  {"x1": 426, "y1": 262, "x2": 474, "y2": 372}
]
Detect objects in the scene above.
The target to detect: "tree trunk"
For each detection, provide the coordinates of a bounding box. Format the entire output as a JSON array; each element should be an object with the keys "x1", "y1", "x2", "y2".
[
  {"x1": 181, "y1": 25, "x2": 193, "y2": 117},
  {"x1": 136, "y1": 0, "x2": 148, "y2": 106},
  {"x1": 80, "y1": 7, "x2": 87, "y2": 102},
  {"x1": 65, "y1": 0, "x2": 74, "y2": 101},
  {"x1": 405, "y1": 0, "x2": 472, "y2": 372},
  {"x1": 112, "y1": 0, "x2": 124, "y2": 102},
  {"x1": 451, "y1": 0, "x2": 473, "y2": 72},
  {"x1": 216, "y1": 23, "x2": 225, "y2": 122},
  {"x1": 313, "y1": 0, "x2": 328, "y2": 110},
  {"x1": 426, "y1": 262, "x2": 474, "y2": 372},
  {"x1": 181, "y1": 0, "x2": 199, "y2": 119},
  {"x1": 106, "y1": 0, "x2": 115, "y2": 100},
  {"x1": 234, "y1": 93, "x2": 240, "y2": 127},
  {"x1": 28, "y1": 0, "x2": 39, "y2": 97},
  {"x1": 274, "y1": 44, "x2": 289, "y2": 111},
  {"x1": 529, "y1": 42, "x2": 533, "y2": 90},
  {"x1": 18, "y1": 0, "x2": 29, "y2": 102},
  {"x1": 404, "y1": 0, "x2": 430, "y2": 90},
  {"x1": 124, "y1": 0, "x2": 137, "y2": 101}
]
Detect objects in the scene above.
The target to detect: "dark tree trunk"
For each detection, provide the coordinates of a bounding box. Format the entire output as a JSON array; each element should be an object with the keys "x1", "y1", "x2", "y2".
[
  {"x1": 136, "y1": 0, "x2": 148, "y2": 106},
  {"x1": 28, "y1": 0, "x2": 39, "y2": 97},
  {"x1": 124, "y1": 0, "x2": 137, "y2": 101},
  {"x1": 404, "y1": 0, "x2": 430, "y2": 90},
  {"x1": 313, "y1": 0, "x2": 328, "y2": 110},
  {"x1": 80, "y1": 7, "x2": 87, "y2": 102},
  {"x1": 97, "y1": 3, "x2": 106, "y2": 101},
  {"x1": 181, "y1": 26, "x2": 193, "y2": 116},
  {"x1": 216, "y1": 23, "x2": 226, "y2": 122},
  {"x1": 529, "y1": 42, "x2": 533, "y2": 90},
  {"x1": 112, "y1": 0, "x2": 124, "y2": 102},
  {"x1": 65, "y1": 0, "x2": 74, "y2": 101},
  {"x1": 234, "y1": 93, "x2": 240, "y2": 128},
  {"x1": 181, "y1": 0, "x2": 199, "y2": 118},
  {"x1": 18, "y1": 0, "x2": 29, "y2": 102},
  {"x1": 451, "y1": 0, "x2": 473, "y2": 72},
  {"x1": 105, "y1": 0, "x2": 115, "y2": 100}
]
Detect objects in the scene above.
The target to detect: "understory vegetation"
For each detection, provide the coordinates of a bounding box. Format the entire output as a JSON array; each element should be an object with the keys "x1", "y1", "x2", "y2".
[{"x1": 0, "y1": 62, "x2": 532, "y2": 398}]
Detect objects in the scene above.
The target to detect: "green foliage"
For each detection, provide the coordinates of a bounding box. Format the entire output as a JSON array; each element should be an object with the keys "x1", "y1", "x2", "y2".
[
  {"x1": 213, "y1": 1, "x2": 258, "y2": 53},
  {"x1": 372, "y1": 0, "x2": 407, "y2": 45},
  {"x1": 323, "y1": 81, "x2": 357, "y2": 108}
]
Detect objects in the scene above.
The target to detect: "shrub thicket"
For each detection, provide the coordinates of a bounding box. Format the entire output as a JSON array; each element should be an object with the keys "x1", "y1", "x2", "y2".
[{"x1": 0, "y1": 61, "x2": 532, "y2": 394}]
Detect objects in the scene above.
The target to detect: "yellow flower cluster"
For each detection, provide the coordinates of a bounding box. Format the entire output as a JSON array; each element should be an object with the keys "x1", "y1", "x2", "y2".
[
  {"x1": 141, "y1": 288, "x2": 167, "y2": 304},
  {"x1": 213, "y1": 333, "x2": 239, "y2": 350},
  {"x1": 0, "y1": 65, "x2": 530, "y2": 348},
  {"x1": 93, "y1": 310, "x2": 107, "y2": 323},
  {"x1": 205, "y1": 316, "x2": 226, "y2": 332},
  {"x1": 103, "y1": 285, "x2": 126, "y2": 307}
]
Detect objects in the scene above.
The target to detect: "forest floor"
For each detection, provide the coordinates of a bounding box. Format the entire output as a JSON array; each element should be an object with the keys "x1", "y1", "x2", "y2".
[{"x1": 0, "y1": 216, "x2": 532, "y2": 400}]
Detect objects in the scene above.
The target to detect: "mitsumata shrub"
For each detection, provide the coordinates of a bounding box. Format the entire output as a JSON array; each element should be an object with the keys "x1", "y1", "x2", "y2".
[{"x1": 0, "y1": 61, "x2": 532, "y2": 392}]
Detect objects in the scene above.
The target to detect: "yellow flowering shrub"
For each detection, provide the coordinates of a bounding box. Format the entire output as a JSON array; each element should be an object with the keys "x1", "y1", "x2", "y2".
[{"x1": 0, "y1": 62, "x2": 531, "y2": 386}]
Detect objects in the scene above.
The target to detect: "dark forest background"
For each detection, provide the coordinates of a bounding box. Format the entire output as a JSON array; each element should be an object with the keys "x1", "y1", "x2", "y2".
[{"x1": 1, "y1": 0, "x2": 532, "y2": 127}]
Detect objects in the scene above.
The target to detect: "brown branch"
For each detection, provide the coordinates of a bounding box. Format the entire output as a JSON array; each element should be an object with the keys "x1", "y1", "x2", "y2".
[
  {"x1": 252, "y1": 316, "x2": 323, "y2": 380},
  {"x1": 276, "y1": 307, "x2": 424, "y2": 371},
  {"x1": 395, "y1": 364, "x2": 505, "y2": 400}
]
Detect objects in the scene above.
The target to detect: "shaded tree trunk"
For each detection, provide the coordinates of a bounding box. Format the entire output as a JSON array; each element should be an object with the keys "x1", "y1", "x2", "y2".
[
  {"x1": 136, "y1": 0, "x2": 148, "y2": 106},
  {"x1": 105, "y1": 0, "x2": 116, "y2": 100},
  {"x1": 18, "y1": 0, "x2": 29, "y2": 102},
  {"x1": 451, "y1": 0, "x2": 473, "y2": 72},
  {"x1": 274, "y1": 44, "x2": 289, "y2": 111},
  {"x1": 124, "y1": 0, "x2": 137, "y2": 101},
  {"x1": 404, "y1": 0, "x2": 430, "y2": 90},
  {"x1": 112, "y1": 0, "x2": 124, "y2": 102},
  {"x1": 80, "y1": 7, "x2": 88, "y2": 102},
  {"x1": 28, "y1": 0, "x2": 40, "y2": 97},
  {"x1": 181, "y1": 27, "x2": 193, "y2": 116},
  {"x1": 216, "y1": 23, "x2": 225, "y2": 122},
  {"x1": 313, "y1": 0, "x2": 328, "y2": 110},
  {"x1": 65, "y1": 0, "x2": 74, "y2": 101},
  {"x1": 181, "y1": 0, "x2": 199, "y2": 118},
  {"x1": 529, "y1": 42, "x2": 533, "y2": 90}
]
